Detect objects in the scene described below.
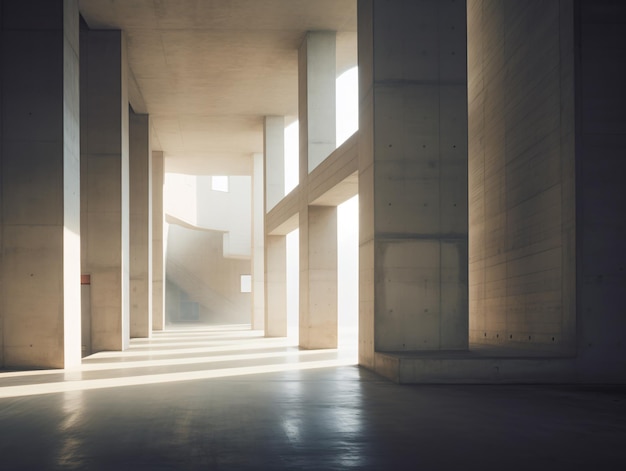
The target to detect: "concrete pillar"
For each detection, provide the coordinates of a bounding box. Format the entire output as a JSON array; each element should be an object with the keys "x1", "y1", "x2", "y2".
[
  {"x1": 358, "y1": 0, "x2": 468, "y2": 366},
  {"x1": 252, "y1": 153, "x2": 265, "y2": 330},
  {"x1": 263, "y1": 116, "x2": 285, "y2": 336},
  {"x1": 299, "y1": 206, "x2": 338, "y2": 349},
  {"x1": 265, "y1": 235, "x2": 287, "y2": 337},
  {"x1": 0, "y1": 0, "x2": 81, "y2": 369},
  {"x1": 152, "y1": 150, "x2": 165, "y2": 331},
  {"x1": 297, "y1": 31, "x2": 339, "y2": 348},
  {"x1": 299, "y1": 31, "x2": 336, "y2": 175},
  {"x1": 264, "y1": 116, "x2": 285, "y2": 211},
  {"x1": 80, "y1": 29, "x2": 130, "y2": 351},
  {"x1": 129, "y1": 110, "x2": 152, "y2": 338}
]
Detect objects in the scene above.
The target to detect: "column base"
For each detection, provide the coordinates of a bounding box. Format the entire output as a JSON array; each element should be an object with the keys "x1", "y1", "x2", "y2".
[{"x1": 371, "y1": 348, "x2": 584, "y2": 384}]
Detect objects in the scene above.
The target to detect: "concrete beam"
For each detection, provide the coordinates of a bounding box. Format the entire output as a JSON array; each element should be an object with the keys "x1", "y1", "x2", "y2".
[{"x1": 308, "y1": 133, "x2": 358, "y2": 206}]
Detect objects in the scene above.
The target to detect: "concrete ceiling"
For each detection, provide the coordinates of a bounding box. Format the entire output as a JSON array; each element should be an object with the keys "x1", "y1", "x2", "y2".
[{"x1": 78, "y1": 0, "x2": 357, "y2": 175}]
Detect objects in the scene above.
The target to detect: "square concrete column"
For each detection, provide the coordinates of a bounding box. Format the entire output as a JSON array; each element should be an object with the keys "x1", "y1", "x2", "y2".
[
  {"x1": 264, "y1": 116, "x2": 285, "y2": 212},
  {"x1": 152, "y1": 150, "x2": 165, "y2": 331},
  {"x1": 265, "y1": 235, "x2": 287, "y2": 337},
  {"x1": 0, "y1": 0, "x2": 81, "y2": 369},
  {"x1": 129, "y1": 110, "x2": 152, "y2": 338},
  {"x1": 80, "y1": 29, "x2": 130, "y2": 351},
  {"x1": 299, "y1": 31, "x2": 336, "y2": 175},
  {"x1": 299, "y1": 206, "x2": 338, "y2": 349},
  {"x1": 263, "y1": 116, "x2": 286, "y2": 336},
  {"x1": 252, "y1": 153, "x2": 265, "y2": 330},
  {"x1": 297, "y1": 31, "x2": 339, "y2": 349},
  {"x1": 358, "y1": 0, "x2": 468, "y2": 367}
]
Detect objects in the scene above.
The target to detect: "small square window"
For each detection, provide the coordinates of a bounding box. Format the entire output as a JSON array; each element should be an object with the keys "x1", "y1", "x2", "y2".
[{"x1": 240, "y1": 274, "x2": 252, "y2": 293}]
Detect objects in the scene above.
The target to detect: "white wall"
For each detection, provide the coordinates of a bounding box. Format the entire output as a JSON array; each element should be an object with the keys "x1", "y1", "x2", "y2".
[{"x1": 164, "y1": 173, "x2": 251, "y2": 259}]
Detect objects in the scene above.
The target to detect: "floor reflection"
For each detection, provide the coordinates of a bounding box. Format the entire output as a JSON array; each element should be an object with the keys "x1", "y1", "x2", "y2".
[{"x1": 57, "y1": 390, "x2": 85, "y2": 468}]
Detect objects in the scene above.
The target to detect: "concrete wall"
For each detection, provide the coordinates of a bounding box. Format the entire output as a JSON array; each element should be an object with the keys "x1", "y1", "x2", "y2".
[
  {"x1": 165, "y1": 174, "x2": 252, "y2": 259},
  {"x1": 575, "y1": 0, "x2": 626, "y2": 376},
  {"x1": 164, "y1": 173, "x2": 197, "y2": 225},
  {"x1": 196, "y1": 176, "x2": 251, "y2": 259},
  {"x1": 468, "y1": 0, "x2": 577, "y2": 354},
  {"x1": 166, "y1": 224, "x2": 250, "y2": 325},
  {"x1": 0, "y1": 0, "x2": 81, "y2": 368}
]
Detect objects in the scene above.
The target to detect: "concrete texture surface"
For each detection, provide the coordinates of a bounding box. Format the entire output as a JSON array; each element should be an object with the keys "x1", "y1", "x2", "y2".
[
  {"x1": 299, "y1": 205, "x2": 338, "y2": 349},
  {"x1": 264, "y1": 116, "x2": 285, "y2": 212},
  {"x1": 166, "y1": 226, "x2": 251, "y2": 325},
  {"x1": 80, "y1": 29, "x2": 131, "y2": 352},
  {"x1": 78, "y1": 0, "x2": 357, "y2": 176},
  {"x1": 467, "y1": 0, "x2": 576, "y2": 354},
  {"x1": 252, "y1": 153, "x2": 265, "y2": 330},
  {"x1": 265, "y1": 235, "x2": 288, "y2": 337},
  {"x1": 151, "y1": 151, "x2": 165, "y2": 331},
  {"x1": 575, "y1": 0, "x2": 626, "y2": 376},
  {"x1": 0, "y1": 0, "x2": 81, "y2": 369},
  {"x1": 358, "y1": 0, "x2": 468, "y2": 364},
  {"x1": 129, "y1": 110, "x2": 152, "y2": 339}
]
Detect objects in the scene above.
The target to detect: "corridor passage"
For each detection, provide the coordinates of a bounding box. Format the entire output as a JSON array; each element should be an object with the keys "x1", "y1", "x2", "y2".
[{"x1": 1, "y1": 326, "x2": 625, "y2": 470}]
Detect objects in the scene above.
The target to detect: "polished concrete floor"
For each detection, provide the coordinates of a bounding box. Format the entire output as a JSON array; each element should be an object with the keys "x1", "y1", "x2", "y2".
[{"x1": 1, "y1": 325, "x2": 625, "y2": 470}]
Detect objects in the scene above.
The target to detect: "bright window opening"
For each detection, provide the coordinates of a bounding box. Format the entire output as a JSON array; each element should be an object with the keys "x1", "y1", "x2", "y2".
[
  {"x1": 338, "y1": 195, "x2": 359, "y2": 351},
  {"x1": 284, "y1": 121, "x2": 299, "y2": 195},
  {"x1": 240, "y1": 274, "x2": 252, "y2": 293},
  {"x1": 336, "y1": 66, "x2": 359, "y2": 147}
]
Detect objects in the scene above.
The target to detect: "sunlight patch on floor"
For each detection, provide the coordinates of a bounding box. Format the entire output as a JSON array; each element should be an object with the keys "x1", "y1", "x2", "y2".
[{"x1": 0, "y1": 325, "x2": 357, "y2": 399}]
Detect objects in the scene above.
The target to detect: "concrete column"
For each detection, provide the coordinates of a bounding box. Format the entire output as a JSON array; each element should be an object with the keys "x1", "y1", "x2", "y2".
[
  {"x1": 297, "y1": 31, "x2": 339, "y2": 348},
  {"x1": 264, "y1": 116, "x2": 284, "y2": 211},
  {"x1": 358, "y1": 0, "x2": 468, "y2": 366},
  {"x1": 265, "y1": 235, "x2": 287, "y2": 337},
  {"x1": 299, "y1": 206, "x2": 338, "y2": 349},
  {"x1": 0, "y1": 0, "x2": 81, "y2": 369},
  {"x1": 152, "y1": 150, "x2": 165, "y2": 331},
  {"x1": 129, "y1": 110, "x2": 152, "y2": 338},
  {"x1": 252, "y1": 153, "x2": 265, "y2": 330},
  {"x1": 80, "y1": 29, "x2": 130, "y2": 351},
  {"x1": 298, "y1": 31, "x2": 336, "y2": 175},
  {"x1": 263, "y1": 116, "x2": 284, "y2": 336}
]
